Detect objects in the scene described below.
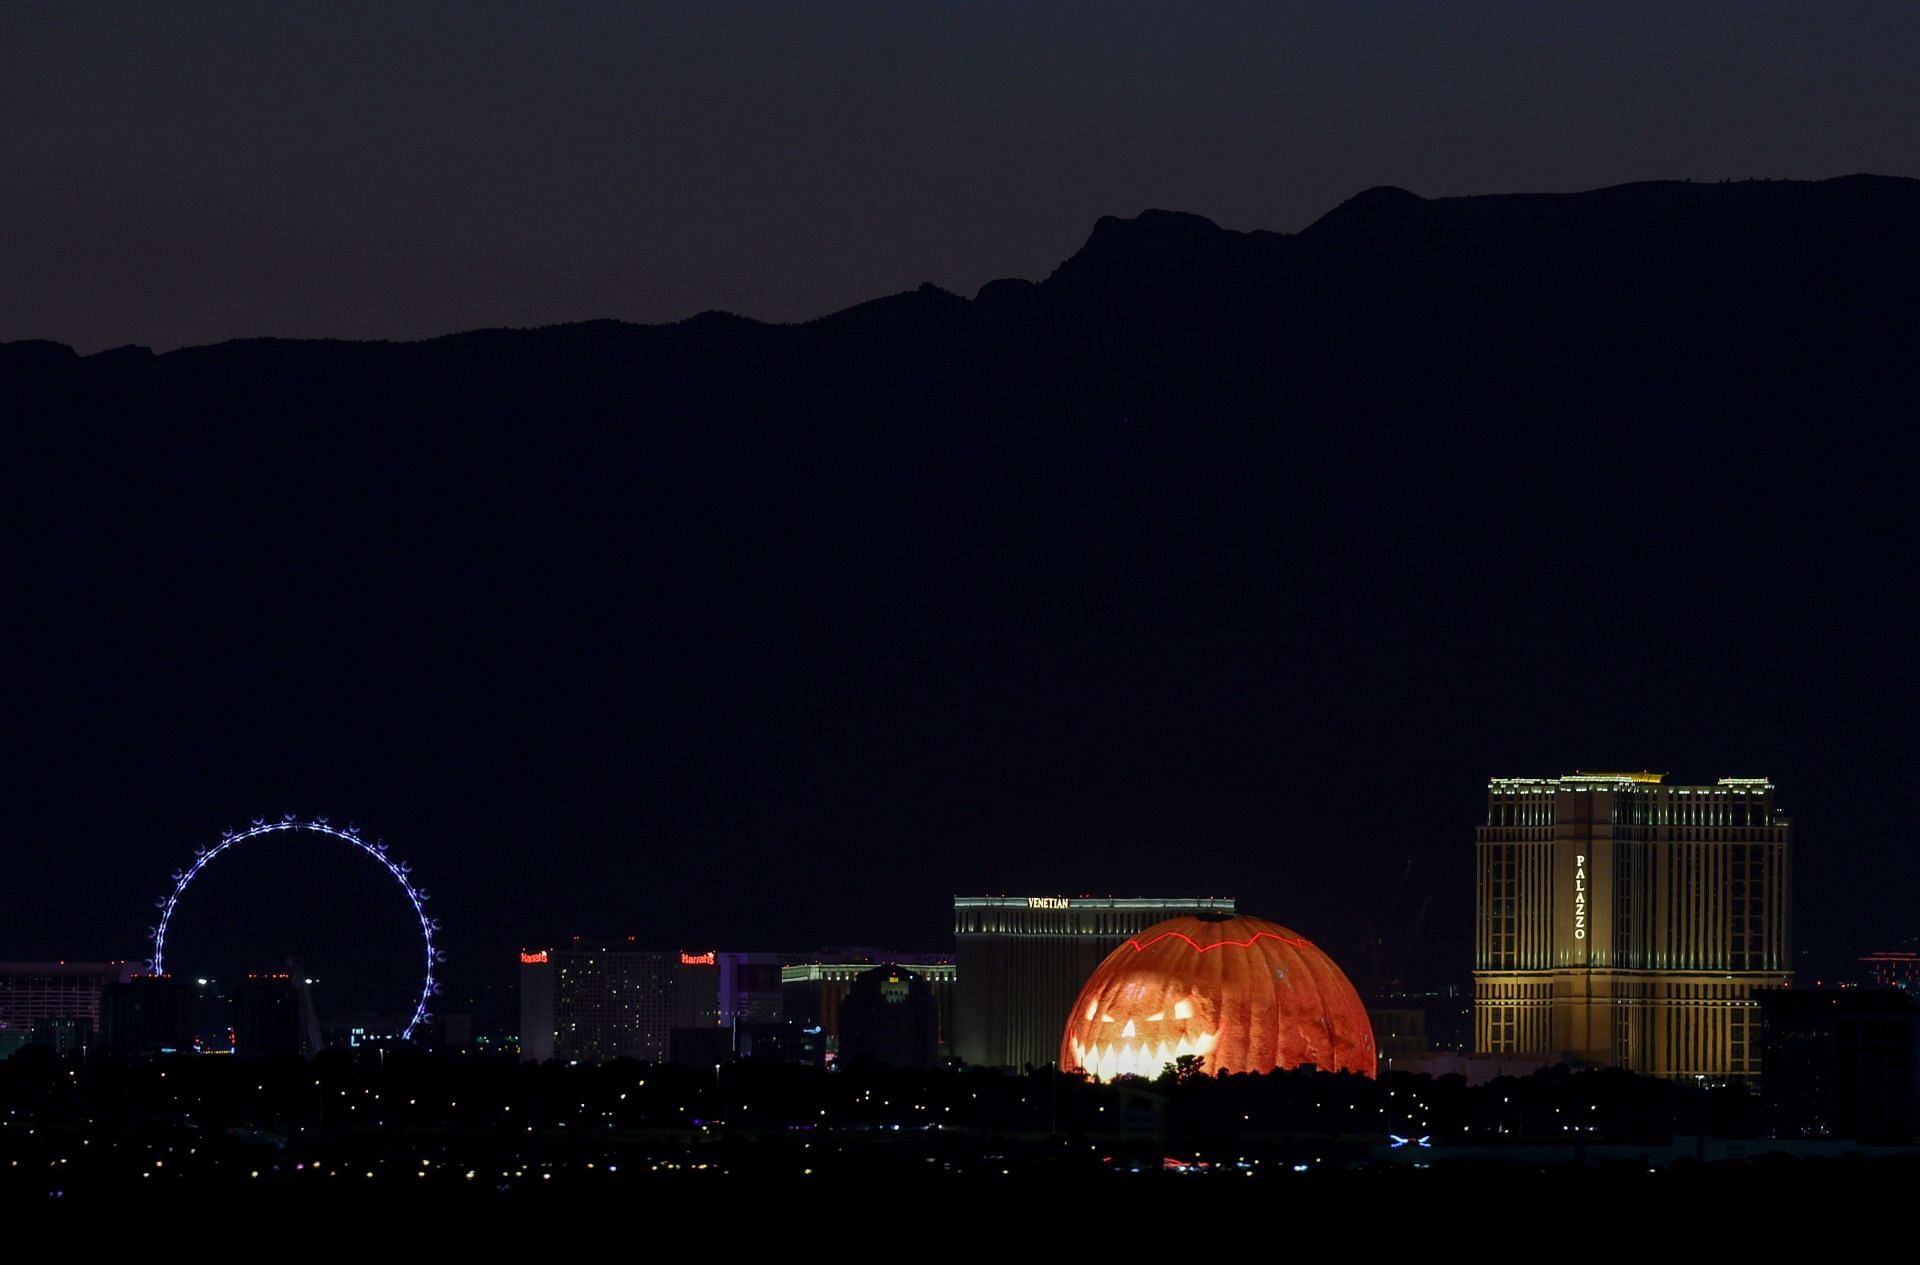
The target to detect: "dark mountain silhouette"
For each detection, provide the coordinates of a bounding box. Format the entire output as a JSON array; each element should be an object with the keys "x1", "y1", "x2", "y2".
[{"x1": 5, "y1": 176, "x2": 1917, "y2": 1010}]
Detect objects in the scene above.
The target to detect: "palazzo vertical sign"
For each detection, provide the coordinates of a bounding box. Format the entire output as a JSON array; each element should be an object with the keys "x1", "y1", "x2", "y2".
[{"x1": 1573, "y1": 853, "x2": 1588, "y2": 941}]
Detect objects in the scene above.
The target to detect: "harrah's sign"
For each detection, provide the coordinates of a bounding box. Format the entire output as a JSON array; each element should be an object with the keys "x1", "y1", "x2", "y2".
[
  {"x1": 680, "y1": 951, "x2": 716, "y2": 966},
  {"x1": 1573, "y1": 854, "x2": 1588, "y2": 941}
]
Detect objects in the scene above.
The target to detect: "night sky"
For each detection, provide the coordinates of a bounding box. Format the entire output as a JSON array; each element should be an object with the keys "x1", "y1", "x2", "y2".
[
  {"x1": 4, "y1": 3, "x2": 1916, "y2": 352},
  {"x1": 5, "y1": 6, "x2": 1918, "y2": 1032}
]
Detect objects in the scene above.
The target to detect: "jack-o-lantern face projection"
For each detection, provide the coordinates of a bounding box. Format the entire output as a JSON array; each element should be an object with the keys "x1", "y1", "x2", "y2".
[{"x1": 1061, "y1": 913, "x2": 1375, "y2": 1081}]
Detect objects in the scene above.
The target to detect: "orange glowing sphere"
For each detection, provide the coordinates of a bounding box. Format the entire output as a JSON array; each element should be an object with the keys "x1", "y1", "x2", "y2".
[{"x1": 1060, "y1": 913, "x2": 1375, "y2": 1081}]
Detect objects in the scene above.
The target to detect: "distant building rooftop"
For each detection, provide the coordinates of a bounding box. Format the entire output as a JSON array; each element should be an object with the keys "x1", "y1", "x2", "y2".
[{"x1": 1489, "y1": 773, "x2": 1773, "y2": 791}]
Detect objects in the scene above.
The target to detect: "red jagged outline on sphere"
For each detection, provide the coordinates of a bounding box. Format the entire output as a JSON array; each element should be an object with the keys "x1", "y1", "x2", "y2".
[{"x1": 1125, "y1": 928, "x2": 1313, "y2": 954}]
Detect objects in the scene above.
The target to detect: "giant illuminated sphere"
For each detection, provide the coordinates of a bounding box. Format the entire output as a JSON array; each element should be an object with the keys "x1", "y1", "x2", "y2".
[{"x1": 1060, "y1": 913, "x2": 1374, "y2": 1081}]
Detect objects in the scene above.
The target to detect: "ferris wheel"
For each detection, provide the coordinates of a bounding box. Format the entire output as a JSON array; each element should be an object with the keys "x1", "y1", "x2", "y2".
[{"x1": 149, "y1": 815, "x2": 443, "y2": 1039}]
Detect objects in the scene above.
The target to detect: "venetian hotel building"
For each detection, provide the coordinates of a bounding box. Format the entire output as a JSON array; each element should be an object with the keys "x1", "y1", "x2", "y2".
[{"x1": 1474, "y1": 772, "x2": 1790, "y2": 1079}]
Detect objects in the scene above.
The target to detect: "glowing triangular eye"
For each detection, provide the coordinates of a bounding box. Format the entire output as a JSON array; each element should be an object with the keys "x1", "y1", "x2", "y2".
[
  {"x1": 1085, "y1": 999, "x2": 1099, "y2": 1022},
  {"x1": 1146, "y1": 1012, "x2": 1165, "y2": 1021},
  {"x1": 1100, "y1": 1013, "x2": 1115, "y2": 1023},
  {"x1": 1173, "y1": 999, "x2": 1195, "y2": 1020}
]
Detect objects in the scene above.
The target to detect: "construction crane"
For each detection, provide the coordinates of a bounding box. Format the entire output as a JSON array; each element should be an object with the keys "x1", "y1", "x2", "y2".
[{"x1": 1367, "y1": 859, "x2": 1432, "y2": 998}]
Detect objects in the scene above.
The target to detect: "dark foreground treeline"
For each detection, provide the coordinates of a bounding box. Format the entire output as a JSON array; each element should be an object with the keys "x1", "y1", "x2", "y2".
[{"x1": 0, "y1": 1044, "x2": 1866, "y2": 1198}]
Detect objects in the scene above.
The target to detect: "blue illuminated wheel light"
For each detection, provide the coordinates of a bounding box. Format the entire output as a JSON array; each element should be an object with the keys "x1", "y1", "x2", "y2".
[{"x1": 149, "y1": 818, "x2": 442, "y2": 1040}]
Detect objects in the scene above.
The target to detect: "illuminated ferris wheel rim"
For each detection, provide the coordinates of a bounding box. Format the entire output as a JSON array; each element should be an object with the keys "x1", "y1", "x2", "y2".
[{"x1": 149, "y1": 815, "x2": 442, "y2": 1040}]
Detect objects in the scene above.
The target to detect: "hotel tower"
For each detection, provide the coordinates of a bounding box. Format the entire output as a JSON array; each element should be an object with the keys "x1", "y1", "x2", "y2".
[{"x1": 1474, "y1": 772, "x2": 1791, "y2": 1079}]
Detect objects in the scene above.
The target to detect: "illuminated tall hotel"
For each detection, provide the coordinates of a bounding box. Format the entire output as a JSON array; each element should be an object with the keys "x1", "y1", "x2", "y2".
[
  {"x1": 953, "y1": 895, "x2": 1235, "y2": 1069},
  {"x1": 1474, "y1": 772, "x2": 1791, "y2": 1079},
  {"x1": 519, "y1": 940, "x2": 680, "y2": 1064}
]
